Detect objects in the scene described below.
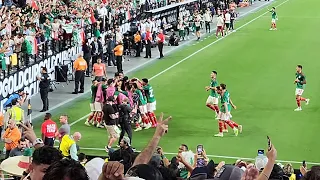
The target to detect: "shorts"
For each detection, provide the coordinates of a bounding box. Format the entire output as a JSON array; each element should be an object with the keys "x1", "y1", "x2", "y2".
[
  {"x1": 139, "y1": 105, "x2": 147, "y2": 114},
  {"x1": 89, "y1": 102, "x2": 102, "y2": 112},
  {"x1": 225, "y1": 23, "x2": 230, "y2": 29},
  {"x1": 196, "y1": 26, "x2": 200, "y2": 32},
  {"x1": 147, "y1": 101, "x2": 157, "y2": 112},
  {"x1": 271, "y1": 19, "x2": 276, "y2": 23},
  {"x1": 295, "y1": 88, "x2": 304, "y2": 96},
  {"x1": 106, "y1": 125, "x2": 120, "y2": 138},
  {"x1": 206, "y1": 96, "x2": 219, "y2": 105},
  {"x1": 219, "y1": 112, "x2": 231, "y2": 121}
]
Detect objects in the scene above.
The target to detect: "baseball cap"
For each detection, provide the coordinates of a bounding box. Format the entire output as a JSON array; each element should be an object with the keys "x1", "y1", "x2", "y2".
[
  {"x1": 212, "y1": 165, "x2": 244, "y2": 180},
  {"x1": 122, "y1": 136, "x2": 131, "y2": 146}
]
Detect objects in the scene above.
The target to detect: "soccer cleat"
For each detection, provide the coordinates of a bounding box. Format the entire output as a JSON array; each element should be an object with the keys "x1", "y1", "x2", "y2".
[
  {"x1": 145, "y1": 123, "x2": 152, "y2": 130},
  {"x1": 238, "y1": 125, "x2": 243, "y2": 133},
  {"x1": 294, "y1": 107, "x2": 302, "y2": 111},
  {"x1": 306, "y1": 99, "x2": 310, "y2": 105},
  {"x1": 233, "y1": 128, "x2": 239, "y2": 136},
  {"x1": 84, "y1": 121, "x2": 91, "y2": 126},
  {"x1": 214, "y1": 133, "x2": 223, "y2": 137},
  {"x1": 269, "y1": 28, "x2": 273, "y2": 31},
  {"x1": 223, "y1": 129, "x2": 228, "y2": 133},
  {"x1": 134, "y1": 127, "x2": 142, "y2": 132}
]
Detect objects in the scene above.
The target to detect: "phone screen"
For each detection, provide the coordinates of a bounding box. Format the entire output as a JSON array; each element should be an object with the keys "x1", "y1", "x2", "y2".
[{"x1": 197, "y1": 145, "x2": 203, "y2": 154}]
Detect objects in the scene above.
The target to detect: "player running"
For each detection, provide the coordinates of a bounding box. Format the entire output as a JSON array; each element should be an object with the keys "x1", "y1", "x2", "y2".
[
  {"x1": 205, "y1": 71, "x2": 220, "y2": 118},
  {"x1": 214, "y1": 84, "x2": 241, "y2": 137},
  {"x1": 141, "y1": 78, "x2": 157, "y2": 127},
  {"x1": 269, "y1": 7, "x2": 278, "y2": 30},
  {"x1": 294, "y1": 65, "x2": 310, "y2": 111}
]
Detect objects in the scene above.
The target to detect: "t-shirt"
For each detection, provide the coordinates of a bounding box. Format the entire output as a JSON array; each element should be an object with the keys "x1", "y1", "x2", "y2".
[
  {"x1": 210, "y1": 79, "x2": 218, "y2": 97},
  {"x1": 3, "y1": 93, "x2": 20, "y2": 108},
  {"x1": 135, "y1": 89, "x2": 147, "y2": 105},
  {"x1": 93, "y1": 63, "x2": 105, "y2": 77},
  {"x1": 9, "y1": 147, "x2": 24, "y2": 157},
  {"x1": 271, "y1": 11, "x2": 277, "y2": 19},
  {"x1": 103, "y1": 104, "x2": 116, "y2": 125},
  {"x1": 143, "y1": 84, "x2": 156, "y2": 103},
  {"x1": 295, "y1": 73, "x2": 306, "y2": 89},
  {"x1": 41, "y1": 119, "x2": 57, "y2": 138},
  {"x1": 220, "y1": 90, "x2": 231, "y2": 113},
  {"x1": 225, "y1": 13, "x2": 231, "y2": 23},
  {"x1": 59, "y1": 123, "x2": 71, "y2": 135}
]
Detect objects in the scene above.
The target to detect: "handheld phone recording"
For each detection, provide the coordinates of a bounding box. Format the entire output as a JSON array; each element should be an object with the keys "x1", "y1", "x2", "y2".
[
  {"x1": 267, "y1": 136, "x2": 271, "y2": 151},
  {"x1": 303, "y1": 160, "x2": 306, "y2": 168},
  {"x1": 197, "y1": 144, "x2": 203, "y2": 155}
]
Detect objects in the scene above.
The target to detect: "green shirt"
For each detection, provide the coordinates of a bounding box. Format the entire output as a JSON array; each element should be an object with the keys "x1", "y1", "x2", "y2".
[
  {"x1": 271, "y1": 11, "x2": 277, "y2": 19},
  {"x1": 295, "y1": 72, "x2": 306, "y2": 89},
  {"x1": 143, "y1": 84, "x2": 156, "y2": 103},
  {"x1": 220, "y1": 90, "x2": 231, "y2": 113},
  {"x1": 210, "y1": 79, "x2": 218, "y2": 97},
  {"x1": 23, "y1": 39, "x2": 32, "y2": 54},
  {"x1": 0, "y1": 43, "x2": 5, "y2": 70},
  {"x1": 135, "y1": 89, "x2": 147, "y2": 105},
  {"x1": 91, "y1": 85, "x2": 97, "y2": 102}
]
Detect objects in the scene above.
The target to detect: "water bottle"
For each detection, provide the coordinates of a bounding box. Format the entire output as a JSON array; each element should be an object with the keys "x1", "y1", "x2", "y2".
[{"x1": 255, "y1": 150, "x2": 268, "y2": 171}]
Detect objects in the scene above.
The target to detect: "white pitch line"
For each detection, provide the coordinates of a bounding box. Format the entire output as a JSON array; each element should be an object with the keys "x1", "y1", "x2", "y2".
[
  {"x1": 33, "y1": 1, "x2": 271, "y2": 121},
  {"x1": 76, "y1": 147, "x2": 320, "y2": 165},
  {"x1": 70, "y1": 0, "x2": 285, "y2": 126}
]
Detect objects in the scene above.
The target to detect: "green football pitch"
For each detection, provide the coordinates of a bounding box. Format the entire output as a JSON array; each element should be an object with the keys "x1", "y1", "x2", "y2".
[{"x1": 31, "y1": 0, "x2": 320, "y2": 166}]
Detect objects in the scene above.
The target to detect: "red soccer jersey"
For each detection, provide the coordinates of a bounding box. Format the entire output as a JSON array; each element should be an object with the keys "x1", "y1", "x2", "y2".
[{"x1": 41, "y1": 119, "x2": 57, "y2": 138}]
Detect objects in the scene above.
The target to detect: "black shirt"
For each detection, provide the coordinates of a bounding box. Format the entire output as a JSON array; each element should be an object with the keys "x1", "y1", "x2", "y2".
[
  {"x1": 119, "y1": 103, "x2": 132, "y2": 118},
  {"x1": 39, "y1": 73, "x2": 50, "y2": 89},
  {"x1": 103, "y1": 104, "x2": 116, "y2": 125}
]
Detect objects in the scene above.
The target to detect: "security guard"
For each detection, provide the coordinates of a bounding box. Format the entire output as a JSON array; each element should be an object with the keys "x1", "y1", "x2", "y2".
[
  {"x1": 72, "y1": 53, "x2": 88, "y2": 94},
  {"x1": 5, "y1": 99, "x2": 24, "y2": 130},
  {"x1": 37, "y1": 66, "x2": 50, "y2": 112},
  {"x1": 114, "y1": 42, "x2": 124, "y2": 73},
  {"x1": 134, "y1": 31, "x2": 141, "y2": 57}
]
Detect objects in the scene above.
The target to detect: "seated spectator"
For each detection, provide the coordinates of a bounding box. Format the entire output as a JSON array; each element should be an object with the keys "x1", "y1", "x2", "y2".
[
  {"x1": 2, "y1": 119, "x2": 21, "y2": 159},
  {"x1": 109, "y1": 136, "x2": 134, "y2": 173},
  {"x1": 78, "y1": 153, "x2": 88, "y2": 166},
  {"x1": 59, "y1": 132, "x2": 81, "y2": 161},
  {"x1": 9, "y1": 137, "x2": 27, "y2": 157}
]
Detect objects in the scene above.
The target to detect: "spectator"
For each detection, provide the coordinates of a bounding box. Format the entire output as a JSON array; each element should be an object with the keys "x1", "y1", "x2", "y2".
[
  {"x1": 9, "y1": 137, "x2": 27, "y2": 157},
  {"x1": 2, "y1": 119, "x2": 21, "y2": 158},
  {"x1": 78, "y1": 153, "x2": 88, "y2": 166},
  {"x1": 21, "y1": 33, "x2": 32, "y2": 67},
  {"x1": 109, "y1": 136, "x2": 134, "y2": 173},
  {"x1": 59, "y1": 132, "x2": 81, "y2": 161}
]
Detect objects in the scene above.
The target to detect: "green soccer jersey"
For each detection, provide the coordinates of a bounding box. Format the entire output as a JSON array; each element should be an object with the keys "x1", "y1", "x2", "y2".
[
  {"x1": 220, "y1": 90, "x2": 232, "y2": 113},
  {"x1": 135, "y1": 89, "x2": 147, "y2": 105},
  {"x1": 295, "y1": 73, "x2": 306, "y2": 89},
  {"x1": 210, "y1": 79, "x2": 219, "y2": 97},
  {"x1": 271, "y1": 11, "x2": 277, "y2": 19},
  {"x1": 91, "y1": 85, "x2": 97, "y2": 103},
  {"x1": 143, "y1": 84, "x2": 156, "y2": 103}
]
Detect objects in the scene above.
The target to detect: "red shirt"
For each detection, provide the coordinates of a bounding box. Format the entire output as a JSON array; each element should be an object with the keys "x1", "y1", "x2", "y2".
[
  {"x1": 41, "y1": 119, "x2": 57, "y2": 138},
  {"x1": 158, "y1": 33, "x2": 165, "y2": 43},
  {"x1": 145, "y1": 31, "x2": 152, "y2": 41}
]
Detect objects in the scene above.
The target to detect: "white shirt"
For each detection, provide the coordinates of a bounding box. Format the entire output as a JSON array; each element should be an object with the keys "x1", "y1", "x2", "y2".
[
  {"x1": 204, "y1": 12, "x2": 211, "y2": 22},
  {"x1": 217, "y1": 16, "x2": 224, "y2": 26},
  {"x1": 225, "y1": 13, "x2": 231, "y2": 23}
]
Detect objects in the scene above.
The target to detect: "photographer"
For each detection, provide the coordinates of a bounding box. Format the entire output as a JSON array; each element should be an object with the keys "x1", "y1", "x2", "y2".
[
  {"x1": 2, "y1": 89, "x2": 27, "y2": 110},
  {"x1": 118, "y1": 97, "x2": 132, "y2": 146}
]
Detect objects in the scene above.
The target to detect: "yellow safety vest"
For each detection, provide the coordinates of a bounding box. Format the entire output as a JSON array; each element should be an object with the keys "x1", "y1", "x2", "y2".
[
  {"x1": 9, "y1": 106, "x2": 23, "y2": 124},
  {"x1": 59, "y1": 135, "x2": 75, "y2": 157}
]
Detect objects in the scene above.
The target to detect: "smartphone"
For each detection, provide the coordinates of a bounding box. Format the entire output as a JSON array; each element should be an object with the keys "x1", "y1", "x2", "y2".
[
  {"x1": 258, "y1": 149, "x2": 265, "y2": 155},
  {"x1": 267, "y1": 136, "x2": 271, "y2": 151},
  {"x1": 197, "y1": 144, "x2": 203, "y2": 155},
  {"x1": 302, "y1": 160, "x2": 306, "y2": 168}
]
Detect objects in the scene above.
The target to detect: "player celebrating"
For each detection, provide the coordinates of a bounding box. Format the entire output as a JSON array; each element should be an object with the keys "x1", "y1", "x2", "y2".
[
  {"x1": 214, "y1": 84, "x2": 241, "y2": 137},
  {"x1": 205, "y1": 71, "x2": 220, "y2": 118},
  {"x1": 132, "y1": 83, "x2": 151, "y2": 131},
  {"x1": 269, "y1": 7, "x2": 278, "y2": 30},
  {"x1": 141, "y1": 78, "x2": 157, "y2": 127},
  {"x1": 294, "y1": 65, "x2": 310, "y2": 111}
]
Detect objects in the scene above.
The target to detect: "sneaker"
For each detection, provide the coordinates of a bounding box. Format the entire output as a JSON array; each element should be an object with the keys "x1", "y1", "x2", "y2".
[
  {"x1": 306, "y1": 99, "x2": 310, "y2": 105},
  {"x1": 214, "y1": 133, "x2": 223, "y2": 137},
  {"x1": 96, "y1": 123, "x2": 100, "y2": 128},
  {"x1": 269, "y1": 28, "x2": 273, "y2": 31},
  {"x1": 145, "y1": 123, "x2": 152, "y2": 130},
  {"x1": 222, "y1": 129, "x2": 228, "y2": 133},
  {"x1": 294, "y1": 107, "x2": 302, "y2": 111},
  {"x1": 233, "y1": 128, "x2": 239, "y2": 136},
  {"x1": 238, "y1": 125, "x2": 243, "y2": 133},
  {"x1": 84, "y1": 121, "x2": 91, "y2": 126},
  {"x1": 134, "y1": 127, "x2": 142, "y2": 132}
]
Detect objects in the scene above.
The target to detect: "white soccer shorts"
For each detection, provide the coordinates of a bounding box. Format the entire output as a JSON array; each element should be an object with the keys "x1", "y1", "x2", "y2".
[
  {"x1": 93, "y1": 102, "x2": 103, "y2": 112},
  {"x1": 271, "y1": 19, "x2": 276, "y2": 23},
  {"x1": 147, "y1": 101, "x2": 157, "y2": 112},
  {"x1": 219, "y1": 112, "x2": 231, "y2": 121},
  {"x1": 139, "y1": 105, "x2": 148, "y2": 114},
  {"x1": 206, "y1": 96, "x2": 219, "y2": 105},
  {"x1": 295, "y1": 88, "x2": 304, "y2": 96}
]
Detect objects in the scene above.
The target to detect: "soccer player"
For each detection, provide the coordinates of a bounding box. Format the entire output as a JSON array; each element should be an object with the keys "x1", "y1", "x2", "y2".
[
  {"x1": 132, "y1": 83, "x2": 151, "y2": 131},
  {"x1": 214, "y1": 84, "x2": 241, "y2": 137},
  {"x1": 205, "y1": 71, "x2": 220, "y2": 118},
  {"x1": 141, "y1": 78, "x2": 157, "y2": 127},
  {"x1": 294, "y1": 65, "x2": 310, "y2": 111},
  {"x1": 85, "y1": 80, "x2": 99, "y2": 126},
  {"x1": 222, "y1": 95, "x2": 242, "y2": 133},
  {"x1": 269, "y1": 7, "x2": 278, "y2": 30}
]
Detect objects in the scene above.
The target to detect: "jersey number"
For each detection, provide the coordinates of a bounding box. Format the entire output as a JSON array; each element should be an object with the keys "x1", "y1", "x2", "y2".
[{"x1": 149, "y1": 89, "x2": 154, "y2": 98}]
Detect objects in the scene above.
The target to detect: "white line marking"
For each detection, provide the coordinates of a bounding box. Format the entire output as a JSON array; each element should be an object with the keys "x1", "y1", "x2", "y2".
[
  {"x1": 74, "y1": 147, "x2": 320, "y2": 165},
  {"x1": 70, "y1": 0, "x2": 284, "y2": 126}
]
